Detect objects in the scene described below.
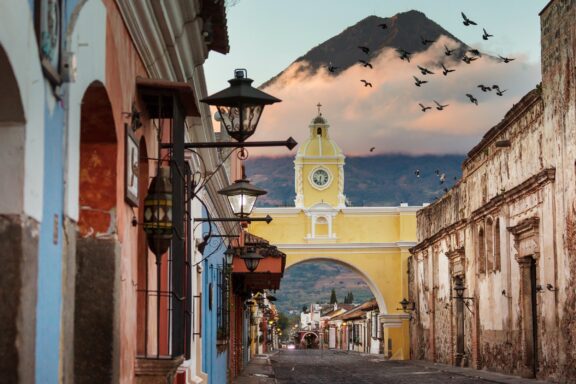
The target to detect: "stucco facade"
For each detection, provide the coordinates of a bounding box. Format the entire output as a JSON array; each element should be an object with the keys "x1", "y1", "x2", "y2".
[
  {"x1": 409, "y1": 1, "x2": 576, "y2": 381},
  {"x1": 0, "y1": 1, "x2": 236, "y2": 383}
]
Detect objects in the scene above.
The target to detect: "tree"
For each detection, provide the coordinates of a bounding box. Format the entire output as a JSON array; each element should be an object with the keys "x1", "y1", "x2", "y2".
[
  {"x1": 344, "y1": 291, "x2": 354, "y2": 304},
  {"x1": 329, "y1": 288, "x2": 338, "y2": 304}
]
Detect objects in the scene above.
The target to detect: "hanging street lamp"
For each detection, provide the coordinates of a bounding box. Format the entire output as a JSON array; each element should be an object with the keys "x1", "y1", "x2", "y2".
[
  {"x1": 143, "y1": 167, "x2": 173, "y2": 258},
  {"x1": 224, "y1": 246, "x2": 235, "y2": 267},
  {"x1": 200, "y1": 69, "x2": 281, "y2": 143},
  {"x1": 241, "y1": 248, "x2": 264, "y2": 272},
  {"x1": 217, "y1": 178, "x2": 267, "y2": 218}
]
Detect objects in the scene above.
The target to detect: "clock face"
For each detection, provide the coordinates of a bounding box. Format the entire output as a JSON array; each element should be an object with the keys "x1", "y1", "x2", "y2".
[{"x1": 312, "y1": 169, "x2": 330, "y2": 187}]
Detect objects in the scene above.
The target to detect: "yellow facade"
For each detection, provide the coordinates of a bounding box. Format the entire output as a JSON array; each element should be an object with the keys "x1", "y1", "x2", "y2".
[{"x1": 249, "y1": 112, "x2": 418, "y2": 358}]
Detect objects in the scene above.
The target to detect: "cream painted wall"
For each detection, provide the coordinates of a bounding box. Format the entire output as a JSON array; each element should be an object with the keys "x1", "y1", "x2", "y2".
[{"x1": 0, "y1": 0, "x2": 45, "y2": 220}]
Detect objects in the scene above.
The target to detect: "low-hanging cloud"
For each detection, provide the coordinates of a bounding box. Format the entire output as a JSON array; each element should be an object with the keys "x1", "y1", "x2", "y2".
[{"x1": 243, "y1": 36, "x2": 541, "y2": 157}]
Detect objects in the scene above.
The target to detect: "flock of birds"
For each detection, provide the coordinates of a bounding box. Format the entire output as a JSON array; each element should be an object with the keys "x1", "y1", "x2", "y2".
[{"x1": 324, "y1": 11, "x2": 517, "y2": 191}]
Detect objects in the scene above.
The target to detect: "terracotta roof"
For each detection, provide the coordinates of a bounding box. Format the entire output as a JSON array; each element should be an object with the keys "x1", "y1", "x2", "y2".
[{"x1": 330, "y1": 299, "x2": 378, "y2": 321}]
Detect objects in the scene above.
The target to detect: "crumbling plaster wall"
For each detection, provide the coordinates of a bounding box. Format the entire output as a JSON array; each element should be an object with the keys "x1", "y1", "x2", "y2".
[{"x1": 411, "y1": 0, "x2": 576, "y2": 378}]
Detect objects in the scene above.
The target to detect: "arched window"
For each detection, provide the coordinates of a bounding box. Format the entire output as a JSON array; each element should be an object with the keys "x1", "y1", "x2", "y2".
[
  {"x1": 317, "y1": 127, "x2": 322, "y2": 136},
  {"x1": 486, "y1": 217, "x2": 494, "y2": 272},
  {"x1": 478, "y1": 227, "x2": 486, "y2": 274},
  {"x1": 494, "y1": 219, "x2": 501, "y2": 271}
]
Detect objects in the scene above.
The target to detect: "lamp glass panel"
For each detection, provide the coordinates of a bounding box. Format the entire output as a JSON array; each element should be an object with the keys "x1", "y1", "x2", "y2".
[
  {"x1": 217, "y1": 104, "x2": 263, "y2": 142},
  {"x1": 227, "y1": 194, "x2": 257, "y2": 217}
]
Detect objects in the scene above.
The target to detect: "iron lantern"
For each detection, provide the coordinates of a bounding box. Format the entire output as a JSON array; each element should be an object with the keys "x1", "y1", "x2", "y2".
[
  {"x1": 241, "y1": 248, "x2": 264, "y2": 272},
  {"x1": 218, "y1": 178, "x2": 267, "y2": 218},
  {"x1": 143, "y1": 167, "x2": 173, "y2": 257},
  {"x1": 399, "y1": 298, "x2": 415, "y2": 313},
  {"x1": 454, "y1": 277, "x2": 465, "y2": 298},
  {"x1": 200, "y1": 69, "x2": 281, "y2": 143},
  {"x1": 224, "y1": 246, "x2": 235, "y2": 267}
]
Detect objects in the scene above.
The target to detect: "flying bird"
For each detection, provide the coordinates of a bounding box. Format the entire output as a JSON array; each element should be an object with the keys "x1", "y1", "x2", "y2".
[
  {"x1": 419, "y1": 103, "x2": 431, "y2": 112},
  {"x1": 439, "y1": 173, "x2": 446, "y2": 184},
  {"x1": 444, "y1": 45, "x2": 455, "y2": 56},
  {"x1": 461, "y1": 12, "x2": 477, "y2": 26},
  {"x1": 360, "y1": 79, "x2": 373, "y2": 87},
  {"x1": 358, "y1": 60, "x2": 373, "y2": 68},
  {"x1": 492, "y1": 84, "x2": 502, "y2": 91},
  {"x1": 435, "y1": 169, "x2": 440, "y2": 176},
  {"x1": 441, "y1": 63, "x2": 455, "y2": 76},
  {"x1": 498, "y1": 55, "x2": 516, "y2": 63},
  {"x1": 434, "y1": 100, "x2": 448, "y2": 110},
  {"x1": 415, "y1": 169, "x2": 421, "y2": 178},
  {"x1": 462, "y1": 55, "x2": 478, "y2": 64},
  {"x1": 369, "y1": 147, "x2": 375, "y2": 152},
  {"x1": 378, "y1": 23, "x2": 388, "y2": 29},
  {"x1": 413, "y1": 76, "x2": 428, "y2": 87},
  {"x1": 496, "y1": 88, "x2": 507, "y2": 96},
  {"x1": 417, "y1": 65, "x2": 434, "y2": 75},
  {"x1": 420, "y1": 36, "x2": 435, "y2": 45},
  {"x1": 396, "y1": 49, "x2": 412, "y2": 62},
  {"x1": 326, "y1": 63, "x2": 339, "y2": 73},
  {"x1": 477, "y1": 84, "x2": 492, "y2": 92},
  {"x1": 358, "y1": 46, "x2": 370, "y2": 54},
  {"x1": 482, "y1": 28, "x2": 493, "y2": 40},
  {"x1": 466, "y1": 93, "x2": 478, "y2": 105},
  {"x1": 468, "y1": 49, "x2": 481, "y2": 57}
]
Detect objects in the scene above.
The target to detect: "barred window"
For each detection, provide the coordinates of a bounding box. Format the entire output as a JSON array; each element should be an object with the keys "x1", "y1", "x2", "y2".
[{"x1": 216, "y1": 265, "x2": 230, "y2": 345}]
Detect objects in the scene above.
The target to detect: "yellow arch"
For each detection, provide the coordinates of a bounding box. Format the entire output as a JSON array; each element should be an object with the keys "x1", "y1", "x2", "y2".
[{"x1": 249, "y1": 206, "x2": 417, "y2": 359}]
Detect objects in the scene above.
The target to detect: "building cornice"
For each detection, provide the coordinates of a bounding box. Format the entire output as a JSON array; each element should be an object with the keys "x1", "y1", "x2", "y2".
[
  {"x1": 412, "y1": 168, "x2": 555, "y2": 253},
  {"x1": 277, "y1": 242, "x2": 416, "y2": 250}
]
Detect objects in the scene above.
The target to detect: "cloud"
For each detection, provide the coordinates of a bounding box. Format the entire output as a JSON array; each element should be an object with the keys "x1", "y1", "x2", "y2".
[{"x1": 236, "y1": 36, "x2": 541, "y2": 157}]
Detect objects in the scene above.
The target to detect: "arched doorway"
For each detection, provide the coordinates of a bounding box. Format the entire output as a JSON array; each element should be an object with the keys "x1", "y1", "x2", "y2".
[
  {"x1": 73, "y1": 81, "x2": 120, "y2": 383},
  {"x1": 0, "y1": 42, "x2": 36, "y2": 384}
]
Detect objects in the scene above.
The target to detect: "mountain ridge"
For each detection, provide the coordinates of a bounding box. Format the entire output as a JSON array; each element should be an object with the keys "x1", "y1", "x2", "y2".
[{"x1": 260, "y1": 10, "x2": 469, "y2": 89}]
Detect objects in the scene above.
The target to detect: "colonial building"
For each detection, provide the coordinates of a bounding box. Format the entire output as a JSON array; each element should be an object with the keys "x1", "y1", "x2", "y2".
[
  {"x1": 0, "y1": 1, "x2": 267, "y2": 383},
  {"x1": 249, "y1": 110, "x2": 419, "y2": 358},
  {"x1": 409, "y1": 0, "x2": 576, "y2": 381}
]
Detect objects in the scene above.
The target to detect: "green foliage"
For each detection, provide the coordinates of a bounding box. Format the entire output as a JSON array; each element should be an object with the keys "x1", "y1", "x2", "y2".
[
  {"x1": 344, "y1": 291, "x2": 354, "y2": 304},
  {"x1": 329, "y1": 288, "x2": 338, "y2": 304}
]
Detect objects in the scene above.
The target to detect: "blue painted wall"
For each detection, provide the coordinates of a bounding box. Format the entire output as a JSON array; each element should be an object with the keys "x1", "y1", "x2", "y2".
[
  {"x1": 35, "y1": 99, "x2": 65, "y2": 384},
  {"x1": 34, "y1": 1, "x2": 79, "y2": 381},
  {"x1": 201, "y1": 221, "x2": 229, "y2": 384}
]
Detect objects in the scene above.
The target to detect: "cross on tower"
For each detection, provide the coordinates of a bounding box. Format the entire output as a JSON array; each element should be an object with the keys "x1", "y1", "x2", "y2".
[{"x1": 317, "y1": 102, "x2": 322, "y2": 116}]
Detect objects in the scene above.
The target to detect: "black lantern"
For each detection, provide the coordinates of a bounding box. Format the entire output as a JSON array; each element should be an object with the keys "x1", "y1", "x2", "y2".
[
  {"x1": 200, "y1": 69, "x2": 281, "y2": 142},
  {"x1": 224, "y1": 246, "x2": 235, "y2": 267},
  {"x1": 454, "y1": 277, "x2": 465, "y2": 298},
  {"x1": 143, "y1": 167, "x2": 173, "y2": 257},
  {"x1": 241, "y1": 248, "x2": 264, "y2": 272},
  {"x1": 218, "y1": 178, "x2": 267, "y2": 218},
  {"x1": 399, "y1": 298, "x2": 415, "y2": 313}
]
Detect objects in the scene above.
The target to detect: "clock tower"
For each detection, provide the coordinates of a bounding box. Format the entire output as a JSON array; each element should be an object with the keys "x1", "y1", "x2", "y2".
[{"x1": 294, "y1": 105, "x2": 346, "y2": 209}]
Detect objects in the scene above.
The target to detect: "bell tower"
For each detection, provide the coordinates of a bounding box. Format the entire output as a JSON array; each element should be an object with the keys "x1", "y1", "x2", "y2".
[{"x1": 294, "y1": 104, "x2": 346, "y2": 209}]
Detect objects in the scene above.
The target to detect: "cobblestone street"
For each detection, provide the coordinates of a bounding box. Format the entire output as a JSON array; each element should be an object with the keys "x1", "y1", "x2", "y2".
[{"x1": 270, "y1": 350, "x2": 552, "y2": 384}]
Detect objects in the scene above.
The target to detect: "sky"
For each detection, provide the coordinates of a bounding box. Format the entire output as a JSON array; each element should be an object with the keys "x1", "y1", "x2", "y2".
[{"x1": 204, "y1": 1, "x2": 550, "y2": 156}]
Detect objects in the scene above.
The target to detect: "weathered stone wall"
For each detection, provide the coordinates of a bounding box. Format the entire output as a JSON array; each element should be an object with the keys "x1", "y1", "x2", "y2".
[
  {"x1": 0, "y1": 215, "x2": 39, "y2": 384},
  {"x1": 410, "y1": 1, "x2": 576, "y2": 381}
]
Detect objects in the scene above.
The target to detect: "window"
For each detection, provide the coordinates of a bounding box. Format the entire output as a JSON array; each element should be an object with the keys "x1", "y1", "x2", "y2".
[
  {"x1": 216, "y1": 265, "x2": 230, "y2": 346},
  {"x1": 478, "y1": 227, "x2": 486, "y2": 274},
  {"x1": 494, "y1": 219, "x2": 501, "y2": 271},
  {"x1": 486, "y1": 218, "x2": 494, "y2": 272}
]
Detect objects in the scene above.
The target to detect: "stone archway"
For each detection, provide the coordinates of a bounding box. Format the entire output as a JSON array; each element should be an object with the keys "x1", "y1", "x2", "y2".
[{"x1": 73, "y1": 81, "x2": 120, "y2": 384}]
